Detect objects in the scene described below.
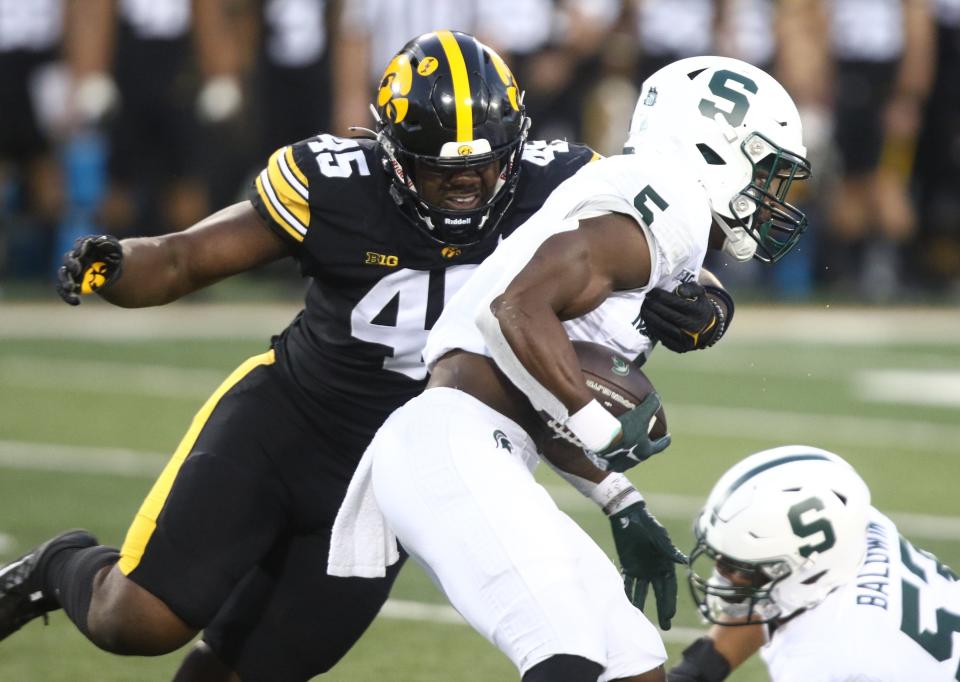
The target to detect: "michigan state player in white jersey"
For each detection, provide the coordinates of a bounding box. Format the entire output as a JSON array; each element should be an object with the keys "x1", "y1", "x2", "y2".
[
  {"x1": 670, "y1": 446, "x2": 960, "y2": 682},
  {"x1": 329, "y1": 56, "x2": 812, "y2": 681},
  {"x1": 1, "y1": 31, "x2": 732, "y2": 682}
]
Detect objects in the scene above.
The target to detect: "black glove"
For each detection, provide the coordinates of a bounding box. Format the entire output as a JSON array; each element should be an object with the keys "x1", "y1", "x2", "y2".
[
  {"x1": 595, "y1": 392, "x2": 670, "y2": 472},
  {"x1": 56, "y1": 235, "x2": 124, "y2": 306},
  {"x1": 610, "y1": 500, "x2": 688, "y2": 630},
  {"x1": 641, "y1": 282, "x2": 733, "y2": 353}
]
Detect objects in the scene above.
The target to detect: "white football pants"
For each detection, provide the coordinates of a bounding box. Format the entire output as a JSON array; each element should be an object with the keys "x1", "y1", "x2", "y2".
[{"x1": 370, "y1": 387, "x2": 667, "y2": 679}]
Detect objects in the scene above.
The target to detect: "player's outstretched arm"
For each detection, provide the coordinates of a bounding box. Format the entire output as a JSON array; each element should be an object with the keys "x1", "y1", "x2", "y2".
[
  {"x1": 667, "y1": 624, "x2": 765, "y2": 681},
  {"x1": 56, "y1": 202, "x2": 291, "y2": 307}
]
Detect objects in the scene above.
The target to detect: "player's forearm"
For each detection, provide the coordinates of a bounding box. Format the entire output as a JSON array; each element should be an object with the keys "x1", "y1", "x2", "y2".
[
  {"x1": 97, "y1": 202, "x2": 289, "y2": 308},
  {"x1": 192, "y1": 0, "x2": 247, "y2": 79},
  {"x1": 480, "y1": 231, "x2": 602, "y2": 417},
  {"x1": 65, "y1": 0, "x2": 115, "y2": 78},
  {"x1": 707, "y1": 624, "x2": 765, "y2": 669},
  {"x1": 895, "y1": 0, "x2": 935, "y2": 103},
  {"x1": 540, "y1": 434, "x2": 651, "y2": 523},
  {"x1": 97, "y1": 234, "x2": 205, "y2": 307},
  {"x1": 477, "y1": 223, "x2": 629, "y2": 448},
  {"x1": 481, "y1": 293, "x2": 624, "y2": 452},
  {"x1": 774, "y1": 0, "x2": 830, "y2": 107},
  {"x1": 538, "y1": 433, "x2": 607, "y2": 485},
  {"x1": 331, "y1": 30, "x2": 371, "y2": 135},
  {"x1": 538, "y1": 435, "x2": 648, "y2": 519},
  {"x1": 489, "y1": 295, "x2": 593, "y2": 413}
]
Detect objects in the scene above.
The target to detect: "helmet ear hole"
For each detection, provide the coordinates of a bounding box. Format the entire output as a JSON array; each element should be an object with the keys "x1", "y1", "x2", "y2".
[
  {"x1": 697, "y1": 143, "x2": 726, "y2": 165},
  {"x1": 801, "y1": 570, "x2": 827, "y2": 585}
]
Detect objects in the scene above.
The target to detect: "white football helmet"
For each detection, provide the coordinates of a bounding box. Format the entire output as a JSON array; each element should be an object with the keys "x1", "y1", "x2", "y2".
[
  {"x1": 625, "y1": 56, "x2": 811, "y2": 262},
  {"x1": 688, "y1": 445, "x2": 871, "y2": 625}
]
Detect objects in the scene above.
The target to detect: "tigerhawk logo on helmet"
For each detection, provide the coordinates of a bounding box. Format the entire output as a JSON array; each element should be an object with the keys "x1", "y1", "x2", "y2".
[{"x1": 369, "y1": 30, "x2": 530, "y2": 247}]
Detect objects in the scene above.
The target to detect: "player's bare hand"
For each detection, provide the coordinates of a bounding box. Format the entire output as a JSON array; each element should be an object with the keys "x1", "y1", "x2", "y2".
[{"x1": 56, "y1": 235, "x2": 123, "y2": 306}]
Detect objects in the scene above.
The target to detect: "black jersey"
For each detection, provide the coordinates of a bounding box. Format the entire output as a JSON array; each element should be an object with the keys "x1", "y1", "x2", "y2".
[{"x1": 250, "y1": 135, "x2": 596, "y2": 438}]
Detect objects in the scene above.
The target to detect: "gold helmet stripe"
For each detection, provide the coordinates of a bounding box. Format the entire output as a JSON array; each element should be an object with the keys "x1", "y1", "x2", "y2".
[{"x1": 436, "y1": 30, "x2": 472, "y2": 142}]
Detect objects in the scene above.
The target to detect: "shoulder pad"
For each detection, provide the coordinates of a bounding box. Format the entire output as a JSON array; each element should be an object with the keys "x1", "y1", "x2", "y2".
[
  {"x1": 251, "y1": 135, "x2": 379, "y2": 245},
  {"x1": 522, "y1": 139, "x2": 599, "y2": 169}
]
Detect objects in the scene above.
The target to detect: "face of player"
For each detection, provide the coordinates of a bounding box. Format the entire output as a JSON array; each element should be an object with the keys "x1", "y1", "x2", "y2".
[
  {"x1": 705, "y1": 166, "x2": 790, "y2": 254},
  {"x1": 414, "y1": 159, "x2": 502, "y2": 212},
  {"x1": 715, "y1": 559, "x2": 768, "y2": 590},
  {"x1": 707, "y1": 558, "x2": 779, "y2": 623}
]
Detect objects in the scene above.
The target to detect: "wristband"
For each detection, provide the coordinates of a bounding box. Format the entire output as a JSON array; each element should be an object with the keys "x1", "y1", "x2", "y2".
[
  {"x1": 589, "y1": 473, "x2": 645, "y2": 516},
  {"x1": 703, "y1": 285, "x2": 734, "y2": 331},
  {"x1": 565, "y1": 399, "x2": 622, "y2": 452},
  {"x1": 705, "y1": 296, "x2": 725, "y2": 346}
]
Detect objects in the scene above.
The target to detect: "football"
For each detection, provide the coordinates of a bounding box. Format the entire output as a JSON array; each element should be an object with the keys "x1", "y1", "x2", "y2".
[{"x1": 572, "y1": 340, "x2": 667, "y2": 438}]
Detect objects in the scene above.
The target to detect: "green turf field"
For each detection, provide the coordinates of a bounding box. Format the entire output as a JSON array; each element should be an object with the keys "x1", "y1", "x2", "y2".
[{"x1": 1, "y1": 302, "x2": 958, "y2": 681}]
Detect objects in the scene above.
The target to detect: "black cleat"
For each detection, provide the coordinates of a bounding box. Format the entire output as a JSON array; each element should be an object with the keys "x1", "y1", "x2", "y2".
[{"x1": 0, "y1": 529, "x2": 97, "y2": 641}]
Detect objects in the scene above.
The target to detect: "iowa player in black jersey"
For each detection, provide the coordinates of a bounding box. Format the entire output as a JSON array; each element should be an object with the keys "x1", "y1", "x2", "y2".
[{"x1": 1, "y1": 32, "x2": 731, "y2": 682}]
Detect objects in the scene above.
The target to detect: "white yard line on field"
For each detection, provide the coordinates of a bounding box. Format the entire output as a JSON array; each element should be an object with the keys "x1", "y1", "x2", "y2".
[
  {"x1": 2, "y1": 303, "x2": 959, "y2": 343},
  {"x1": 379, "y1": 599, "x2": 705, "y2": 643},
  {"x1": 542, "y1": 485, "x2": 960, "y2": 542},
  {"x1": 0, "y1": 441, "x2": 169, "y2": 477},
  {"x1": 4, "y1": 354, "x2": 960, "y2": 447},
  {"x1": 671, "y1": 404, "x2": 960, "y2": 453},
  {"x1": 730, "y1": 306, "x2": 960, "y2": 344},
  {"x1": 7, "y1": 354, "x2": 960, "y2": 422},
  {"x1": 662, "y1": 350, "x2": 960, "y2": 381},
  {"x1": 0, "y1": 302, "x2": 301, "y2": 340},
  {"x1": 0, "y1": 355, "x2": 226, "y2": 399},
  {"x1": 855, "y1": 369, "x2": 960, "y2": 408},
  {"x1": 1, "y1": 440, "x2": 958, "y2": 541}
]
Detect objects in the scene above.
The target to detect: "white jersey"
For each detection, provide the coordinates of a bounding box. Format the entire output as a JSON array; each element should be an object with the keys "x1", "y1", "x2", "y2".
[
  {"x1": 829, "y1": 0, "x2": 904, "y2": 62},
  {"x1": 120, "y1": 0, "x2": 191, "y2": 40},
  {"x1": 761, "y1": 508, "x2": 960, "y2": 682},
  {"x1": 0, "y1": 0, "x2": 61, "y2": 52},
  {"x1": 342, "y1": 0, "x2": 553, "y2": 81},
  {"x1": 634, "y1": 0, "x2": 715, "y2": 57},
  {"x1": 423, "y1": 139, "x2": 712, "y2": 371}
]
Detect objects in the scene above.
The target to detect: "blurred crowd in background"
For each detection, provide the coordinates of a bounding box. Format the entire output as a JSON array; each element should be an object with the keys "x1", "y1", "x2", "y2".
[{"x1": 2, "y1": 0, "x2": 959, "y2": 302}]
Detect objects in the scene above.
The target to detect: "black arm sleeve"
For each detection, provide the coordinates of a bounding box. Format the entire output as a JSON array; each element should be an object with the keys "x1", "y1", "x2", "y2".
[{"x1": 666, "y1": 637, "x2": 732, "y2": 682}]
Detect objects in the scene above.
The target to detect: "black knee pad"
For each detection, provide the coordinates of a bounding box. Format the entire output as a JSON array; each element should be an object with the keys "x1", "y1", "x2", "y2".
[
  {"x1": 523, "y1": 654, "x2": 604, "y2": 682},
  {"x1": 54, "y1": 544, "x2": 120, "y2": 639}
]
